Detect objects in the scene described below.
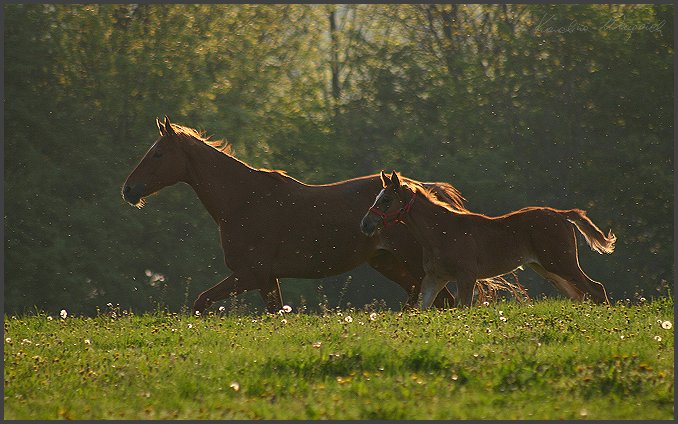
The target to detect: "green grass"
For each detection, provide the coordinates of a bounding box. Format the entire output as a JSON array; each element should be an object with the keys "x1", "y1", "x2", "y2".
[{"x1": 4, "y1": 298, "x2": 674, "y2": 420}]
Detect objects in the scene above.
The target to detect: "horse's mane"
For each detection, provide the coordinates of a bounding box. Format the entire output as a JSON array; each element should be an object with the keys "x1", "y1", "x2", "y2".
[
  {"x1": 401, "y1": 177, "x2": 469, "y2": 214},
  {"x1": 170, "y1": 123, "x2": 303, "y2": 184}
]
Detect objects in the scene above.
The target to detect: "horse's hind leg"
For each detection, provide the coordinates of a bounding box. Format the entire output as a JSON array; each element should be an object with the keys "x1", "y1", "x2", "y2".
[
  {"x1": 367, "y1": 250, "x2": 456, "y2": 309},
  {"x1": 262, "y1": 276, "x2": 284, "y2": 313}
]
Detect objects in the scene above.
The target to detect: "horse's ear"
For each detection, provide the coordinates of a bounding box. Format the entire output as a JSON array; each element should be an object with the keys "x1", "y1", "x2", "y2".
[
  {"x1": 164, "y1": 115, "x2": 175, "y2": 135},
  {"x1": 156, "y1": 117, "x2": 166, "y2": 136},
  {"x1": 391, "y1": 171, "x2": 401, "y2": 188},
  {"x1": 380, "y1": 170, "x2": 391, "y2": 188}
]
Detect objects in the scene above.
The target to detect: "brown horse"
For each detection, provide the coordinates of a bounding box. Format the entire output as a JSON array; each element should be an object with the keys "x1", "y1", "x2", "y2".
[
  {"x1": 122, "y1": 117, "x2": 468, "y2": 313},
  {"x1": 361, "y1": 171, "x2": 616, "y2": 308}
]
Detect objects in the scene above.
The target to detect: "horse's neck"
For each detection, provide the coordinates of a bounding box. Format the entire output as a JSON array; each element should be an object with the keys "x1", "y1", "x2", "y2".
[
  {"x1": 183, "y1": 143, "x2": 273, "y2": 223},
  {"x1": 404, "y1": 193, "x2": 456, "y2": 249}
]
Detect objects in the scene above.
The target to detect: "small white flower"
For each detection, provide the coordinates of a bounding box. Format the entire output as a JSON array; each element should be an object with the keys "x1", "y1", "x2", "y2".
[
  {"x1": 661, "y1": 321, "x2": 672, "y2": 330},
  {"x1": 344, "y1": 316, "x2": 353, "y2": 323},
  {"x1": 21, "y1": 338, "x2": 32, "y2": 345},
  {"x1": 312, "y1": 341, "x2": 322, "y2": 348},
  {"x1": 498, "y1": 310, "x2": 504, "y2": 316},
  {"x1": 369, "y1": 312, "x2": 377, "y2": 321},
  {"x1": 60, "y1": 309, "x2": 68, "y2": 319},
  {"x1": 482, "y1": 301, "x2": 490, "y2": 306},
  {"x1": 187, "y1": 323, "x2": 193, "y2": 329},
  {"x1": 5, "y1": 338, "x2": 11, "y2": 344},
  {"x1": 654, "y1": 335, "x2": 662, "y2": 342},
  {"x1": 84, "y1": 339, "x2": 91, "y2": 345},
  {"x1": 281, "y1": 319, "x2": 288, "y2": 324},
  {"x1": 229, "y1": 381, "x2": 240, "y2": 391},
  {"x1": 639, "y1": 297, "x2": 646, "y2": 302},
  {"x1": 106, "y1": 302, "x2": 113, "y2": 308},
  {"x1": 218, "y1": 306, "x2": 225, "y2": 312},
  {"x1": 47, "y1": 316, "x2": 53, "y2": 321},
  {"x1": 194, "y1": 310, "x2": 201, "y2": 316},
  {"x1": 282, "y1": 305, "x2": 292, "y2": 313},
  {"x1": 499, "y1": 316, "x2": 507, "y2": 322}
]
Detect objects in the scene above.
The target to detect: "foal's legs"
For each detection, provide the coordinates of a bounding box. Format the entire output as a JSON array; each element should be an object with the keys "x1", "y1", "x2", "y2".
[
  {"x1": 367, "y1": 250, "x2": 456, "y2": 309},
  {"x1": 530, "y1": 225, "x2": 610, "y2": 304},
  {"x1": 455, "y1": 276, "x2": 477, "y2": 308},
  {"x1": 528, "y1": 263, "x2": 585, "y2": 301},
  {"x1": 420, "y1": 274, "x2": 444, "y2": 309}
]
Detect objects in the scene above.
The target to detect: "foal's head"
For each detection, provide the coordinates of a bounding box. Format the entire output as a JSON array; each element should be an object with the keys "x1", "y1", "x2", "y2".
[
  {"x1": 360, "y1": 170, "x2": 413, "y2": 237},
  {"x1": 122, "y1": 116, "x2": 191, "y2": 208}
]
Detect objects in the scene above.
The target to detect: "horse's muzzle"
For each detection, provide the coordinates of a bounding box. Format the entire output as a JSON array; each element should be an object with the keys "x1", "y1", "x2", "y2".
[
  {"x1": 360, "y1": 215, "x2": 380, "y2": 237},
  {"x1": 122, "y1": 183, "x2": 143, "y2": 206}
]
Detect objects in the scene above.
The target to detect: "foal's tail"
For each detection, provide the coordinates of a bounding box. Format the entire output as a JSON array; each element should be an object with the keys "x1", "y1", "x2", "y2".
[{"x1": 563, "y1": 209, "x2": 616, "y2": 254}]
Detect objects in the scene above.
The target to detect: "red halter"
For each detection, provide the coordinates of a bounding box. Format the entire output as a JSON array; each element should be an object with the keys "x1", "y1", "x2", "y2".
[{"x1": 368, "y1": 193, "x2": 416, "y2": 227}]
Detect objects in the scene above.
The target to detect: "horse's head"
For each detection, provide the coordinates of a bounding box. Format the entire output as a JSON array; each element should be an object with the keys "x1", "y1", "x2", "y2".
[
  {"x1": 360, "y1": 170, "x2": 412, "y2": 237},
  {"x1": 122, "y1": 116, "x2": 190, "y2": 208}
]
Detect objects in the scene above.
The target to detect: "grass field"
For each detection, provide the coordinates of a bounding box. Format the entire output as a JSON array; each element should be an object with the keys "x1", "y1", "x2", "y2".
[{"x1": 3, "y1": 298, "x2": 674, "y2": 420}]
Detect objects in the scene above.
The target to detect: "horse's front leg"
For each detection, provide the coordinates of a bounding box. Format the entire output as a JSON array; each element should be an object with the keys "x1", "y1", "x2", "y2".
[{"x1": 193, "y1": 272, "x2": 264, "y2": 315}]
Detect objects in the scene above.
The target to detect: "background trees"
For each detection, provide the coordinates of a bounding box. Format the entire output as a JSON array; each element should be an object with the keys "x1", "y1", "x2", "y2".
[{"x1": 4, "y1": 4, "x2": 673, "y2": 315}]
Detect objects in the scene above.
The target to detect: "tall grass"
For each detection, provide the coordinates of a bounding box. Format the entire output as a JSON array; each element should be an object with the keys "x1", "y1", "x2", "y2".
[{"x1": 4, "y1": 298, "x2": 674, "y2": 419}]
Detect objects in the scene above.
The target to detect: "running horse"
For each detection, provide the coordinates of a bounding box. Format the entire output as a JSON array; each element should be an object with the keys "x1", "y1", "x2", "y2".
[
  {"x1": 361, "y1": 171, "x2": 615, "y2": 308},
  {"x1": 122, "y1": 117, "x2": 467, "y2": 313}
]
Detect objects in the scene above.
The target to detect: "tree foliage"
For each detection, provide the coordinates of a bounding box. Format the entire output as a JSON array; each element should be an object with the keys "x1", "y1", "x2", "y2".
[{"x1": 4, "y1": 4, "x2": 673, "y2": 314}]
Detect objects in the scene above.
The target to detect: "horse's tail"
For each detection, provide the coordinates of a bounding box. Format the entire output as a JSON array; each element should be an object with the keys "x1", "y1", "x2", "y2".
[
  {"x1": 562, "y1": 209, "x2": 616, "y2": 254},
  {"x1": 423, "y1": 182, "x2": 468, "y2": 213}
]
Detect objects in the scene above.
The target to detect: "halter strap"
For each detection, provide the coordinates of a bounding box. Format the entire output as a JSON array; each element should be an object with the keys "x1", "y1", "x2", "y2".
[{"x1": 368, "y1": 193, "x2": 416, "y2": 227}]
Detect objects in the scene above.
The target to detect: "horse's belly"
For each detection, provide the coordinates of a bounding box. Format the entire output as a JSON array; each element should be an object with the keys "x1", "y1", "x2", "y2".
[{"x1": 271, "y1": 235, "x2": 376, "y2": 278}]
